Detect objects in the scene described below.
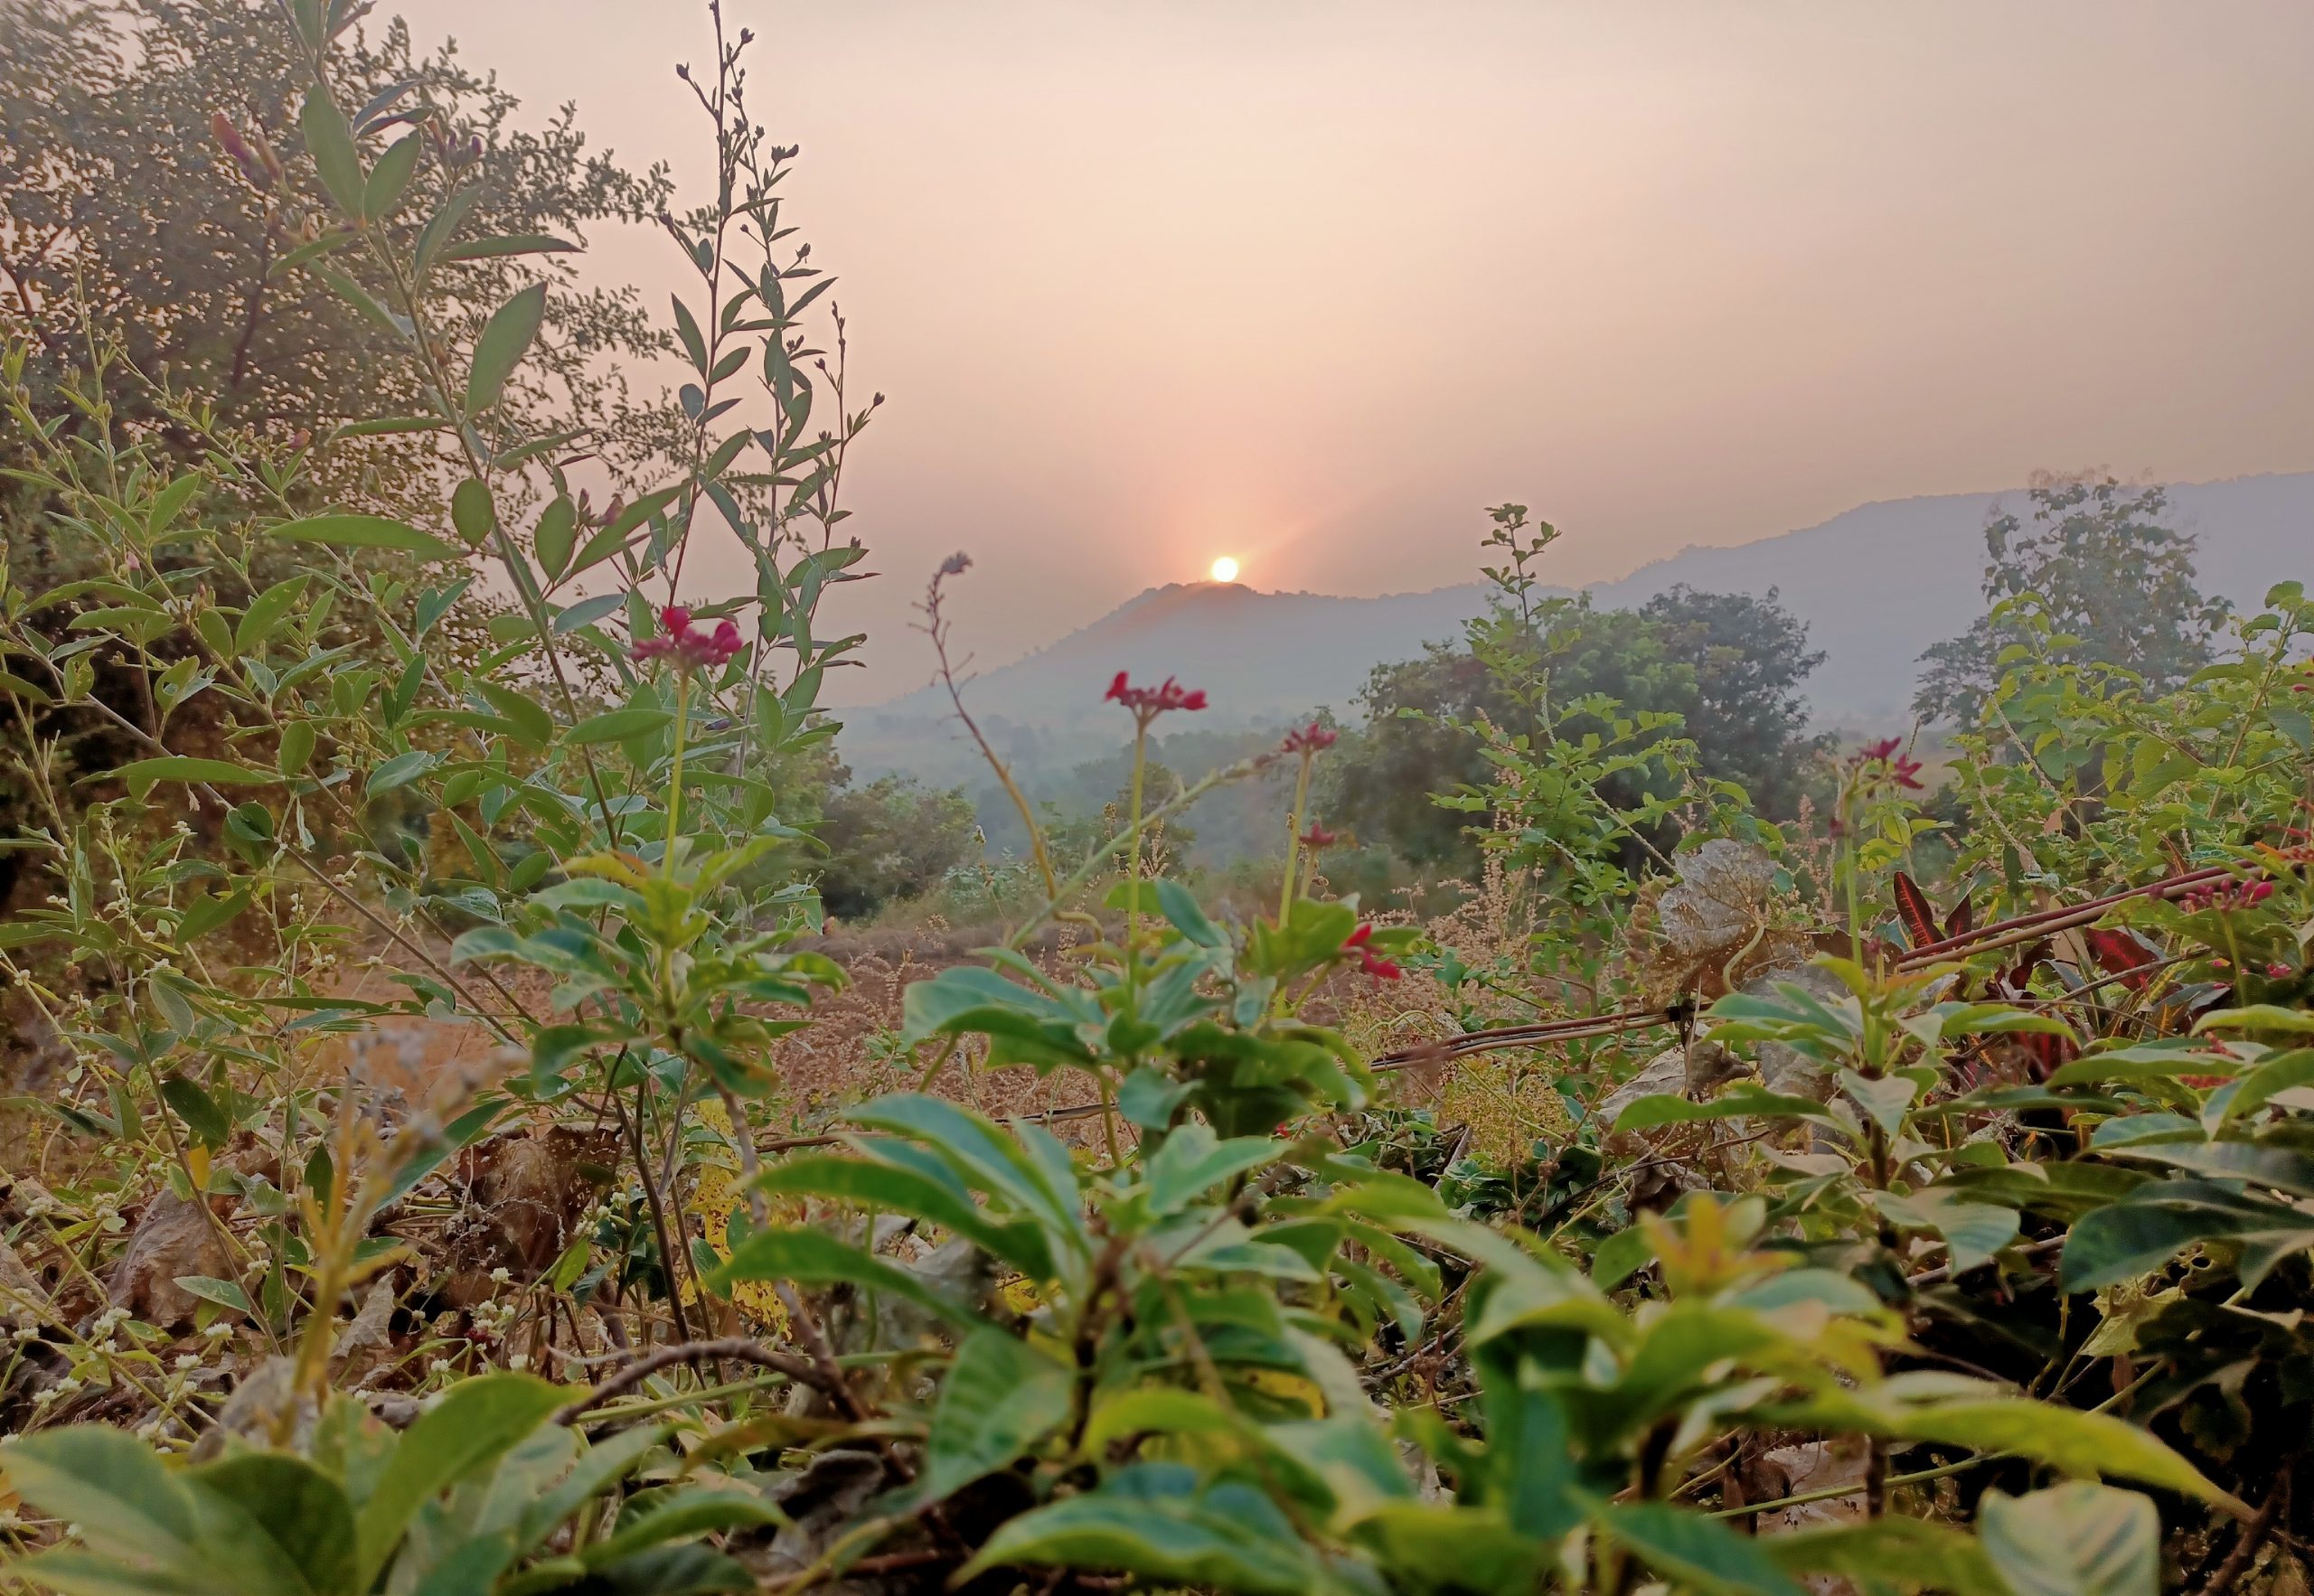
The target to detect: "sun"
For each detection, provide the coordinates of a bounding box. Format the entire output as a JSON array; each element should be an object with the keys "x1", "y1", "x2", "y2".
[{"x1": 1209, "y1": 556, "x2": 1240, "y2": 584}]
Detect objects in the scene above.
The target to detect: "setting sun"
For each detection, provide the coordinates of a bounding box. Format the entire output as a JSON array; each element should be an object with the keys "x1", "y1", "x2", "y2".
[{"x1": 1209, "y1": 556, "x2": 1240, "y2": 583}]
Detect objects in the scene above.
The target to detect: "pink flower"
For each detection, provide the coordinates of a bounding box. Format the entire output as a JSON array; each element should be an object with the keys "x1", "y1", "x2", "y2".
[
  {"x1": 1339, "y1": 922, "x2": 1400, "y2": 979},
  {"x1": 1849, "y1": 735, "x2": 1924, "y2": 792},
  {"x1": 1105, "y1": 671, "x2": 1207, "y2": 723},
  {"x1": 1300, "y1": 822, "x2": 1338, "y2": 849},
  {"x1": 631, "y1": 602, "x2": 744, "y2": 671},
  {"x1": 2268, "y1": 962, "x2": 2294, "y2": 980},
  {"x1": 1283, "y1": 720, "x2": 1338, "y2": 756}
]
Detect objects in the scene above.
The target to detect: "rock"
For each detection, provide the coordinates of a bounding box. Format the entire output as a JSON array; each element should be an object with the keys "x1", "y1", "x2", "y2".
[
  {"x1": 107, "y1": 1194, "x2": 232, "y2": 1327},
  {"x1": 1596, "y1": 1044, "x2": 1692, "y2": 1156}
]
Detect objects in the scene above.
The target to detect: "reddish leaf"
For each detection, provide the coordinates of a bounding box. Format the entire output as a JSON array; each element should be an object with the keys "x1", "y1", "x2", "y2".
[
  {"x1": 1892, "y1": 870, "x2": 1942, "y2": 951},
  {"x1": 2084, "y1": 926, "x2": 2161, "y2": 991}
]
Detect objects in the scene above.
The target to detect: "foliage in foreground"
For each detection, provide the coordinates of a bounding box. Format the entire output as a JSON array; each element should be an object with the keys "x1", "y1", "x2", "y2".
[{"x1": 4, "y1": 5, "x2": 2314, "y2": 1595}]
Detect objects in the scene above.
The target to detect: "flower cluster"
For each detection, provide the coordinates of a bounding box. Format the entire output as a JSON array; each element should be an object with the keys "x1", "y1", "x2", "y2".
[
  {"x1": 1105, "y1": 671, "x2": 1206, "y2": 720},
  {"x1": 631, "y1": 604, "x2": 743, "y2": 671},
  {"x1": 2179, "y1": 878, "x2": 2273, "y2": 915},
  {"x1": 1344, "y1": 922, "x2": 1400, "y2": 981},
  {"x1": 1852, "y1": 736, "x2": 1925, "y2": 791},
  {"x1": 1282, "y1": 720, "x2": 1338, "y2": 755}
]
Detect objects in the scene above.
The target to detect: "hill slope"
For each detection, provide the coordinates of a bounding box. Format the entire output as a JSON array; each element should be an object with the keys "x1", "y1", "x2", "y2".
[{"x1": 842, "y1": 471, "x2": 2312, "y2": 781}]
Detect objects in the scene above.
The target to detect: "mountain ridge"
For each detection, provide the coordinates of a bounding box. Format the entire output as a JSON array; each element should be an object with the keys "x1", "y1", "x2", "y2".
[{"x1": 840, "y1": 469, "x2": 2313, "y2": 783}]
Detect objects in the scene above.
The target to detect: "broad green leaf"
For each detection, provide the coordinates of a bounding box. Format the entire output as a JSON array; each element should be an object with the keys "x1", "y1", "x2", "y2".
[
  {"x1": 298, "y1": 88, "x2": 365, "y2": 217},
  {"x1": 172, "y1": 1276, "x2": 253, "y2": 1315},
  {"x1": 534, "y1": 496, "x2": 578, "y2": 579},
  {"x1": 749, "y1": 1152, "x2": 1052, "y2": 1278},
  {"x1": 1873, "y1": 1188, "x2": 2019, "y2": 1274},
  {"x1": 353, "y1": 1373, "x2": 567, "y2": 1590},
  {"x1": 960, "y1": 1465, "x2": 1332, "y2": 1596},
  {"x1": 1612, "y1": 1084, "x2": 1831, "y2": 1133},
  {"x1": 1142, "y1": 1122, "x2": 1279, "y2": 1215},
  {"x1": 191, "y1": 1453, "x2": 357, "y2": 1596},
  {"x1": 437, "y1": 234, "x2": 580, "y2": 263},
  {"x1": 0, "y1": 1426, "x2": 200, "y2": 1566},
  {"x1": 705, "y1": 1226, "x2": 975, "y2": 1327},
  {"x1": 1591, "y1": 1500, "x2": 1806, "y2": 1596},
  {"x1": 1761, "y1": 1516, "x2": 2002, "y2": 1595},
  {"x1": 474, "y1": 681, "x2": 553, "y2": 748},
  {"x1": 235, "y1": 577, "x2": 308, "y2": 655},
  {"x1": 105, "y1": 756, "x2": 276, "y2": 798},
  {"x1": 1980, "y1": 1483, "x2": 2158, "y2": 1596},
  {"x1": 270, "y1": 514, "x2": 464, "y2": 563},
  {"x1": 451, "y1": 477, "x2": 496, "y2": 546},
  {"x1": 362, "y1": 133, "x2": 420, "y2": 222},
  {"x1": 466, "y1": 282, "x2": 548, "y2": 415},
  {"x1": 2063, "y1": 1178, "x2": 2314, "y2": 1292},
  {"x1": 917, "y1": 1330, "x2": 1073, "y2": 1501}
]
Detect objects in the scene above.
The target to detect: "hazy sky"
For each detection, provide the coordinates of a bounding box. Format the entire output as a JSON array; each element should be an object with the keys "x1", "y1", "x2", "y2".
[{"x1": 391, "y1": 1, "x2": 2314, "y2": 700}]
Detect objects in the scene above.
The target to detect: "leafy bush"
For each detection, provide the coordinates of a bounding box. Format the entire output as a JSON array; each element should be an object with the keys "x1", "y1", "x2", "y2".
[{"x1": 2, "y1": 7, "x2": 2311, "y2": 1596}]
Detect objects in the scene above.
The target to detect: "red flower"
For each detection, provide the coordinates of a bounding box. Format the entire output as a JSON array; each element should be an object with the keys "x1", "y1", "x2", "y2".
[
  {"x1": 1340, "y1": 921, "x2": 1397, "y2": 977},
  {"x1": 1105, "y1": 671, "x2": 1208, "y2": 722},
  {"x1": 1850, "y1": 735, "x2": 1924, "y2": 791},
  {"x1": 2268, "y1": 962, "x2": 2294, "y2": 980},
  {"x1": 1300, "y1": 822, "x2": 1338, "y2": 849},
  {"x1": 1344, "y1": 924, "x2": 1373, "y2": 949},
  {"x1": 1283, "y1": 720, "x2": 1338, "y2": 755},
  {"x1": 632, "y1": 602, "x2": 744, "y2": 671}
]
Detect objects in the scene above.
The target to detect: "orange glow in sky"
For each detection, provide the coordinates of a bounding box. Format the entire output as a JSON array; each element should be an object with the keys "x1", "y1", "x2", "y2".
[{"x1": 388, "y1": 0, "x2": 2314, "y2": 702}]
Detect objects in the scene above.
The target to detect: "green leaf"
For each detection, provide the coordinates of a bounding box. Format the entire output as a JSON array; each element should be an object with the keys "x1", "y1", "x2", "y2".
[
  {"x1": 2063, "y1": 1178, "x2": 2314, "y2": 1292},
  {"x1": 534, "y1": 496, "x2": 578, "y2": 579},
  {"x1": 750, "y1": 1152, "x2": 1052, "y2": 1279},
  {"x1": 1760, "y1": 1517, "x2": 2001, "y2": 1595},
  {"x1": 466, "y1": 282, "x2": 549, "y2": 415},
  {"x1": 474, "y1": 681, "x2": 553, "y2": 749},
  {"x1": 353, "y1": 1374, "x2": 567, "y2": 1590},
  {"x1": 960, "y1": 1466, "x2": 1329, "y2": 1596},
  {"x1": 1873, "y1": 1188, "x2": 2019, "y2": 1275},
  {"x1": 437, "y1": 234, "x2": 581, "y2": 263},
  {"x1": 277, "y1": 721, "x2": 316, "y2": 777},
  {"x1": 362, "y1": 133, "x2": 421, "y2": 222},
  {"x1": 1141, "y1": 1122, "x2": 1279, "y2": 1215},
  {"x1": 1590, "y1": 1500, "x2": 1806, "y2": 1596},
  {"x1": 366, "y1": 749, "x2": 434, "y2": 799},
  {"x1": 270, "y1": 514, "x2": 464, "y2": 563},
  {"x1": 191, "y1": 1452, "x2": 357, "y2": 1596},
  {"x1": 299, "y1": 88, "x2": 365, "y2": 217},
  {"x1": 171, "y1": 1275, "x2": 253, "y2": 1315},
  {"x1": 451, "y1": 478, "x2": 497, "y2": 547},
  {"x1": 513, "y1": 1427, "x2": 666, "y2": 1555},
  {"x1": 1980, "y1": 1483, "x2": 2158, "y2": 1596},
  {"x1": 917, "y1": 1330, "x2": 1073, "y2": 1501},
  {"x1": 1611, "y1": 1084, "x2": 1830, "y2": 1133},
  {"x1": 707, "y1": 1227, "x2": 975, "y2": 1328},
  {"x1": 235, "y1": 577, "x2": 308, "y2": 655},
  {"x1": 585, "y1": 1488, "x2": 780, "y2": 1563},
  {"x1": 567, "y1": 708, "x2": 671, "y2": 746},
  {"x1": 158, "y1": 1075, "x2": 231, "y2": 1147},
  {"x1": 103, "y1": 757, "x2": 276, "y2": 799},
  {"x1": 0, "y1": 1426, "x2": 201, "y2": 1566}
]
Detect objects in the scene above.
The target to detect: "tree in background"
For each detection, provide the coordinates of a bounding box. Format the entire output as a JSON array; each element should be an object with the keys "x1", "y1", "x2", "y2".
[
  {"x1": 1326, "y1": 581, "x2": 1825, "y2": 870},
  {"x1": 813, "y1": 775, "x2": 980, "y2": 921},
  {"x1": 1913, "y1": 474, "x2": 2229, "y2": 724},
  {"x1": 0, "y1": 0, "x2": 671, "y2": 493}
]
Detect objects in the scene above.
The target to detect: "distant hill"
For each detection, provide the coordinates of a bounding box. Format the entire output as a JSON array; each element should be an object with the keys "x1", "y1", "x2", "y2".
[{"x1": 840, "y1": 471, "x2": 2313, "y2": 782}]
